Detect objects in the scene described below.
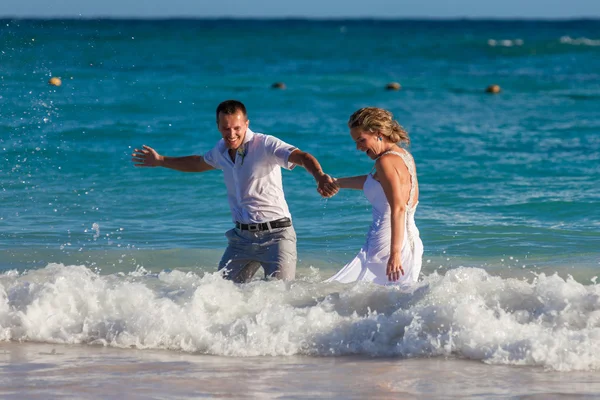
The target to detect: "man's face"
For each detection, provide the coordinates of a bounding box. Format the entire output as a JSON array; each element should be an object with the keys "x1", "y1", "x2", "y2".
[{"x1": 217, "y1": 111, "x2": 249, "y2": 151}]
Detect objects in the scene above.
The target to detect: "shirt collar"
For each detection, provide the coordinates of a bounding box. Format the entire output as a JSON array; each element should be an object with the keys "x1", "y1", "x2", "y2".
[{"x1": 242, "y1": 128, "x2": 254, "y2": 145}]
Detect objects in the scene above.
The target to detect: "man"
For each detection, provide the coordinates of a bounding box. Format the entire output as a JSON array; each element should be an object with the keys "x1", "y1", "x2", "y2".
[{"x1": 132, "y1": 100, "x2": 337, "y2": 282}]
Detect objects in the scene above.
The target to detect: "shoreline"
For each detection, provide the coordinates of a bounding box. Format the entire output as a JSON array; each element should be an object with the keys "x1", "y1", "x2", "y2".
[{"x1": 2, "y1": 341, "x2": 600, "y2": 399}]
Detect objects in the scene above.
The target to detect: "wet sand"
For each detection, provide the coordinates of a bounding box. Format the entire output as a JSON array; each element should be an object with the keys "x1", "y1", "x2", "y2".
[{"x1": 2, "y1": 342, "x2": 600, "y2": 399}]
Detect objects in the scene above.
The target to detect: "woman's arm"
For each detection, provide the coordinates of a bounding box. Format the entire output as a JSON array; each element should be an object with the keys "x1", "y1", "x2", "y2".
[
  {"x1": 333, "y1": 175, "x2": 368, "y2": 190},
  {"x1": 376, "y1": 155, "x2": 410, "y2": 281}
]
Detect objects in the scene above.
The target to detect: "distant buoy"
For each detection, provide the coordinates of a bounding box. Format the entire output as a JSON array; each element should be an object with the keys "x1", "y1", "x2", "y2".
[
  {"x1": 385, "y1": 82, "x2": 401, "y2": 91},
  {"x1": 48, "y1": 77, "x2": 62, "y2": 87},
  {"x1": 271, "y1": 82, "x2": 286, "y2": 90},
  {"x1": 485, "y1": 84, "x2": 501, "y2": 94}
]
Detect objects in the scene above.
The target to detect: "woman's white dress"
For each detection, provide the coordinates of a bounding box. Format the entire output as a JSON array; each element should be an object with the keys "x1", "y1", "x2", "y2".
[{"x1": 327, "y1": 150, "x2": 423, "y2": 285}]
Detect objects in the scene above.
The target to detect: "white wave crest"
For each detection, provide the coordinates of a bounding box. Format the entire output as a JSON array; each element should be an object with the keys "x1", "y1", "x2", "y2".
[
  {"x1": 560, "y1": 36, "x2": 600, "y2": 46},
  {"x1": 1, "y1": 264, "x2": 600, "y2": 371},
  {"x1": 487, "y1": 39, "x2": 524, "y2": 47}
]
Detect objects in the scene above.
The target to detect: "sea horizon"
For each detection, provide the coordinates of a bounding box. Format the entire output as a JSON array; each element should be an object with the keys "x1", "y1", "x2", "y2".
[{"x1": 2, "y1": 16, "x2": 600, "y2": 21}]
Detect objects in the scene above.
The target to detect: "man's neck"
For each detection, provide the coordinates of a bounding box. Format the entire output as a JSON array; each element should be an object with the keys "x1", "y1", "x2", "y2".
[{"x1": 228, "y1": 148, "x2": 237, "y2": 162}]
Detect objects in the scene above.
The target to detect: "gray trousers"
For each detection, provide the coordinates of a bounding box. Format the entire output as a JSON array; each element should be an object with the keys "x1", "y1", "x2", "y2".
[{"x1": 218, "y1": 225, "x2": 297, "y2": 283}]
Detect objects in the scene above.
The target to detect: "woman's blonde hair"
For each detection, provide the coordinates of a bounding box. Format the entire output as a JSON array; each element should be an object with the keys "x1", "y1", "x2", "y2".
[{"x1": 348, "y1": 107, "x2": 410, "y2": 145}]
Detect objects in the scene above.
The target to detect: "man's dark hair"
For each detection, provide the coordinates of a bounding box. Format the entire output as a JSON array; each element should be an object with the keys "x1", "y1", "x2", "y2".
[{"x1": 216, "y1": 100, "x2": 247, "y2": 123}]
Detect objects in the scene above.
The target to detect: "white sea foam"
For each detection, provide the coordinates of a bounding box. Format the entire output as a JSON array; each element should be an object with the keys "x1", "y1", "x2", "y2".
[
  {"x1": 487, "y1": 39, "x2": 524, "y2": 47},
  {"x1": 1, "y1": 264, "x2": 600, "y2": 371},
  {"x1": 560, "y1": 36, "x2": 600, "y2": 46}
]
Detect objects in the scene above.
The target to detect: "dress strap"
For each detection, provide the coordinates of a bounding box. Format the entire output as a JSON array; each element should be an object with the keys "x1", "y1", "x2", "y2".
[{"x1": 376, "y1": 150, "x2": 417, "y2": 208}]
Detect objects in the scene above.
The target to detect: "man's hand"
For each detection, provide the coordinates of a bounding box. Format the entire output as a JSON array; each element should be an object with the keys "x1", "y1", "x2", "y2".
[
  {"x1": 132, "y1": 145, "x2": 163, "y2": 167},
  {"x1": 287, "y1": 150, "x2": 339, "y2": 198},
  {"x1": 317, "y1": 174, "x2": 339, "y2": 198}
]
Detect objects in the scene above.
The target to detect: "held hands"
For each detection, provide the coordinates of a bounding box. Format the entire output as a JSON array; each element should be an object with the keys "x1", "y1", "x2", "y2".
[
  {"x1": 132, "y1": 145, "x2": 163, "y2": 167},
  {"x1": 386, "y1": 252, "x2": 404, "y2": 282},
  {"x1": 317, "y1": 174, "x2": 339, "y2": 198}
]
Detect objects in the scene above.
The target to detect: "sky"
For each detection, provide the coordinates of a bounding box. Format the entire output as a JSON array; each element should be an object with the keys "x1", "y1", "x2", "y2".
[{"x1": 0, "y1": 0, "x2": 599, "y2": 19}]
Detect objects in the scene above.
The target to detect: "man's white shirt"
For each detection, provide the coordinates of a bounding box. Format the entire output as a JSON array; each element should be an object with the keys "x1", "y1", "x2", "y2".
[{"x1": 203, "y1": 129, "x2": 297, "y2": 224}]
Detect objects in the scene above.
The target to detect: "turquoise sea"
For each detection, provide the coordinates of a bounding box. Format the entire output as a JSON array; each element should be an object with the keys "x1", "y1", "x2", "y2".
[{"x1": 1, "y1": 19, "x2": 600, "y2": 398}]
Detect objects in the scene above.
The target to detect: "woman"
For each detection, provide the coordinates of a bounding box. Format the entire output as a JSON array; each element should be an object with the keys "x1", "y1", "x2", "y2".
[{"x1": 326, "y1": 107, "x2": 423, "y2": 285}]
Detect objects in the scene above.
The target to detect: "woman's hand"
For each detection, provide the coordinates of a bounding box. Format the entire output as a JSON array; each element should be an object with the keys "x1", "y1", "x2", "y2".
[
  {"x1": 386, "y1": 251, "x2": 404, "y2": 282},
  {"x1": 318, "y1": 175, "x2": 339, "y2": 198}
]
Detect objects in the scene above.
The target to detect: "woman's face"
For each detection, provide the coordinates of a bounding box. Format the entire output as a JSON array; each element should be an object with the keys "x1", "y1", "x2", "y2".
[{"x1": 350, "y1": 127, "x2": 381, "y2": 159}]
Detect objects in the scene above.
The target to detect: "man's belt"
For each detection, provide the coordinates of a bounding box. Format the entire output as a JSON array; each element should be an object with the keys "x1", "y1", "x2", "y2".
[{"x1": 235, "y1": 218, "x2": 292, "y2": 232}]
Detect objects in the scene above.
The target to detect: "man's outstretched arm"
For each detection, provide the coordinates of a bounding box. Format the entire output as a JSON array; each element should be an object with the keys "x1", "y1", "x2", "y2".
[
  {"x1": 132, "y1": 145, "x2": 215, "y2": 172},
  {"x1": 288, "y1": 149, "x2": 338, "y2": 198}
]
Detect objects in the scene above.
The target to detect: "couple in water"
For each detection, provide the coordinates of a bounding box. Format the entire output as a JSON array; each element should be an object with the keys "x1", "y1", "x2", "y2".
[{"x1": 132, "y1": 100, "x2": 422, "y2": 286}]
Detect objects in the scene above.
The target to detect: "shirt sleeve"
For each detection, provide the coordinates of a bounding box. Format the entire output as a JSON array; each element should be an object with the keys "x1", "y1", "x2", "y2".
[
  {"x1": 263, "y1": 135, "x2": 297, "y2": 170},
  {"x1": 202, "y1": 142, "x2": 224, "y2": 170}
]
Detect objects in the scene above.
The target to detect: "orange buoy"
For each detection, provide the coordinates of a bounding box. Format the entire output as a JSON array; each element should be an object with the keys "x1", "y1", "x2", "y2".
[
  {"x1": 48, "y1": 77, "x2": 62, "y2": 87},
  {"x1": 385, "y1": 82, "x2": 401, "y2": 91},
  {"x1": 485, "y1": 84, "x2": 501, "y2": 94}
]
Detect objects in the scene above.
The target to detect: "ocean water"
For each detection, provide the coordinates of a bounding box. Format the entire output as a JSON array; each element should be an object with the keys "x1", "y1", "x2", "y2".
[{"x1": 1, "y1": 18, "x2": 600, "y2": 397}]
